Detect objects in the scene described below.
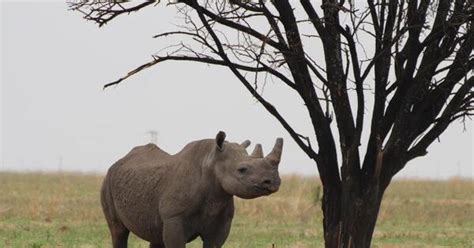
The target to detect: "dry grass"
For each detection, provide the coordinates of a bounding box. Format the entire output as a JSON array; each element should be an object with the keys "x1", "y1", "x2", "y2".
[
  {"x1": 0, "y1": 172, "x2": 473, "y2": 247},
  {"x1": 236, "y1": 176, "x2": 320, "y2": 222}
]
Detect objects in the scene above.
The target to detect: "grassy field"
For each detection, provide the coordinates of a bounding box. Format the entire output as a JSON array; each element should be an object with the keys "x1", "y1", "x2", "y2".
[{"x1": 0, "y1": 172, "x2": 472, "y2": 247}]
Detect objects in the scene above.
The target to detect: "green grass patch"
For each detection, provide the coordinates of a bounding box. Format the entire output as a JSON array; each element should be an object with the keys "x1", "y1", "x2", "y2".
[{"x1": 0, "y1": 172, "x2": 472, "y2": 247}]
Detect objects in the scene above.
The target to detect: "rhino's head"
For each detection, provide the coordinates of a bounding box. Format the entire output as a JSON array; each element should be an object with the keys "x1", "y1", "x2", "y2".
[{"x1": 210, "y1": 131, "x2": 283, "y2": 199}]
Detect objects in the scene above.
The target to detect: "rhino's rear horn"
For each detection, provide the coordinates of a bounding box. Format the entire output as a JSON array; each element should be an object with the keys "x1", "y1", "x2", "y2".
[
  {"x1": 251, "y1": 144, "x2": 263, "y2": 158},
  {"x1": 265, "y1": 138, "x2": 283, "y2": 166},
  {"x1": 216, "y1": 131, "x2": 226, "y2": 151},
  {"x1": 240, "y1": 140, "x2": 251, "y2": 148}
]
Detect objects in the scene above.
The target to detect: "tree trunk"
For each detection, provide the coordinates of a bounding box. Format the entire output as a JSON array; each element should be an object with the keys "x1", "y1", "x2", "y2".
[
  {"x1": 322, "y1": 175, "x2": 389, "y2": 248},
  {"x1": 322, "y1": 184, "x2": 342, "y2": 247}
]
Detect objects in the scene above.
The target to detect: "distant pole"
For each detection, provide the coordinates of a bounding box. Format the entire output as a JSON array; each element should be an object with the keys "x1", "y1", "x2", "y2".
[
  {"x1": 147, "y1": 130, "x2": 158, "y2": 144},
  {"x1": 456, "y1": 162, "x2": 461, "y2": 177},
  {"x1": 58, "y1": 156, "x2": 63, "y2": 172}
]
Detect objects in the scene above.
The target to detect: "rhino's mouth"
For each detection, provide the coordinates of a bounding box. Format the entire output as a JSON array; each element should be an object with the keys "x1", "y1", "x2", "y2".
[{"x1": 252, "y1": 185, "x2": 273, "y2": 194}]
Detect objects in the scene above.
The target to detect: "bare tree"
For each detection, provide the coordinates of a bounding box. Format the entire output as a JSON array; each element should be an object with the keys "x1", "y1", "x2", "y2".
[{"x1": 70, "y1": 0, "x2": 473, "y2": 247}]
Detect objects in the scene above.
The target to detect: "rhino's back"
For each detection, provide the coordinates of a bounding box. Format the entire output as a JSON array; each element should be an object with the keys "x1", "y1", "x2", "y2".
[
  {"x1": 105, "y1": 143, "x2": 175, "y2": 242},
  {"x1": 108, "y1": 143, "x2": 172, "y2": 188}
]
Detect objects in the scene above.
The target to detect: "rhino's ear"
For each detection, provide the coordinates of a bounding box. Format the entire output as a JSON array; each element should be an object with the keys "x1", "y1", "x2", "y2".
[
  {"x1": 240, "y1": 140, "x2": 251, "y2": 148},
  {"x1": 216, "y1": 131, "x2": 226, "y2": 151}
]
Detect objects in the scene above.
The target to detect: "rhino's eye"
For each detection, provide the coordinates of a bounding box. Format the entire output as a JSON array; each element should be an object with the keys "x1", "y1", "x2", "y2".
[{"x1": 237, "y1": 167, "x2": 248, "y2": 174}]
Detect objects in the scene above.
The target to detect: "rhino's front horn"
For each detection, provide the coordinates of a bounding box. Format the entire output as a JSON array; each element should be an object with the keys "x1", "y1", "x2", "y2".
[
  {"x1": 265, "y1": 138, "x2": 284, "y2": 166},
  {"x1": 251, "y1": 144, "x2": 263, "y2": 158}
]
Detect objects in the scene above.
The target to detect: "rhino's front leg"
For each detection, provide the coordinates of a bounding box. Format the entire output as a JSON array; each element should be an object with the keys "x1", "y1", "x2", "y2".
[
  {"x1": 202, "y1": 207, "x2": 234, "y2": 248},
  {"x1": 163, "y1": 217, "x2": 186, "y2": 248},
  {"x1": 202, "y1": 218, "x2": 231, "y2": 248}
]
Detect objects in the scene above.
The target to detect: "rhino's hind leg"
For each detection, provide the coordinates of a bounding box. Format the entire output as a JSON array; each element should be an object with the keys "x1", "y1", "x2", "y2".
[
  {"x1": 103, "y1": 198, "x2": 130, "y2": 248},
  {"x1": 101, "y1": 176, "x2": 130, "y2": 248},
  {"x1": 102, "y1": 203, "x2": 130, "y2": 248},
  {"x1": 109, "y1": 227, "x2": 130, "y2": 248},
  {"x1": 102, "y1": 197, "x2": 130, "y2": 248}
]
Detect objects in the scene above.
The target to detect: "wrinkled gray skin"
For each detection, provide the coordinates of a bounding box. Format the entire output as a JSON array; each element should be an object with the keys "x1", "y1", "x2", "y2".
[{"x1": 102, "y1": 131, "x2": 283, "y2": 248}]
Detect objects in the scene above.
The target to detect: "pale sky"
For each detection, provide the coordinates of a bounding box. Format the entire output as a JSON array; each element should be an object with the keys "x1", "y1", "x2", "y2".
[{"x1": 1, "y1": 1, "x2": 472, "y2": 179}]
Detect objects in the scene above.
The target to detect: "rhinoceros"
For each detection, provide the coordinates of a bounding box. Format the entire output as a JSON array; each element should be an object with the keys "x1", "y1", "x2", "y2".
[{"x1": 101, "y1": 131, "x2": 283, "y2": 248}]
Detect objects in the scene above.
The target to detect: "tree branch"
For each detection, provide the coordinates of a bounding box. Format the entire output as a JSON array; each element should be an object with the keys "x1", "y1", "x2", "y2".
[
  {"x1": 103, "y1": 54, "x2": 297, "y2": 89},
  {"x1": 187, "y1": 0, "x2": 320, "y2": 163},
  {"x1": 406, "y1": 76, "x2": 473, "y2": 162},
  {"x1": 68, "y1": 0, "x2": 156, "y2": 27}
]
